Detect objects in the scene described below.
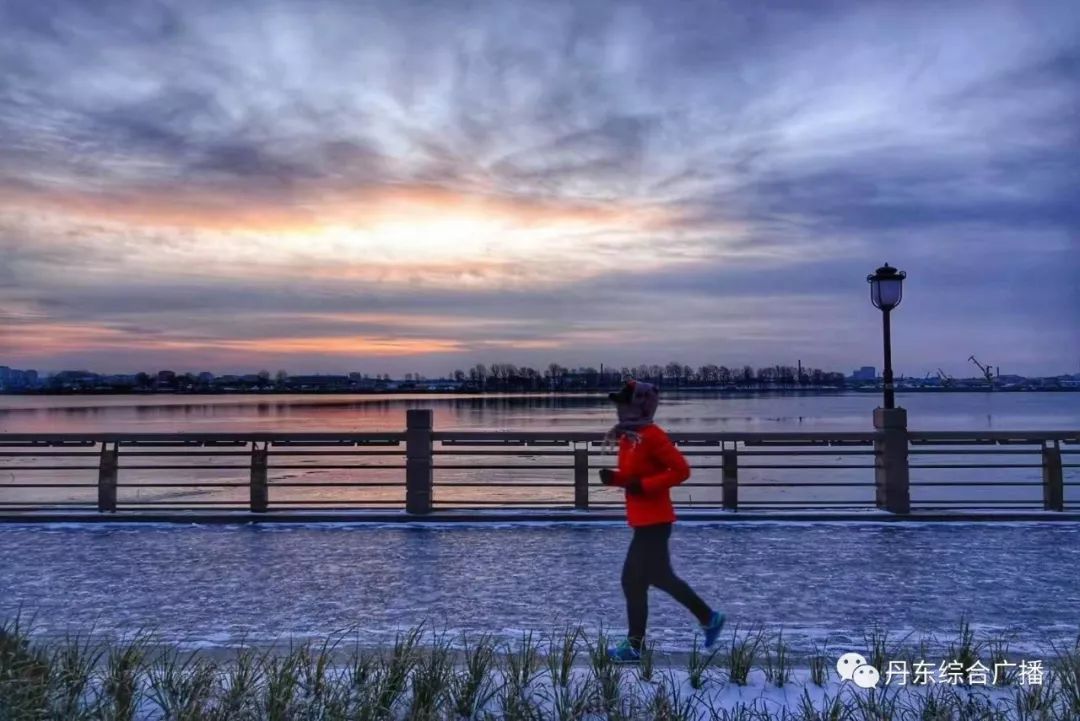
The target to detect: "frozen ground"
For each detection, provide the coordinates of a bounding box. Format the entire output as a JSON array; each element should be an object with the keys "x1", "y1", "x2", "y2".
[{"x1": 2, "y1": 522, "x2": 1079, "y2": 654}]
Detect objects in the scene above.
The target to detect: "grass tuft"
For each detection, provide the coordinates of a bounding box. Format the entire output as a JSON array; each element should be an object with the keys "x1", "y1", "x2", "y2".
[
  {"x1": 496, "y1": 675, "x2": 545, "y2": 721},
  {"x1": 1050, "y1": 635, "x2": 1080, "y2": 718},
  {"x1": 217, "y1": 646, "x2": 262, "y2": 720},
  {"x1": 795, "y1": 688, "x2": 849, "y2": 721},
  {"x1": 146, "y1": 647, "x2": 218, "y2": 720},
  {"x1": 763, "y1": 628, "x2": 791, "y2": 687},
  {"x1": 726, "y1": 624, "x2": 763, "y2": 686},
  {"x1": 587, "y1": 628, "x2": 612, "y2": 678},
  {"x1": 645, "y1": 675, "x2": 697, "y2": 721},
  {"x1": 546, "y1": 626, "x2": 579, "y2": 688},
  {"x1": 0, "y1": 611, "x2": 52, "y2": 716},
  {"x1": 687, "y1": 635, "x2": 721, "y2": 690},
  {"x1": 50, "y1": 631, "x2": 105, "y2": 720},
  {"x1": 371, "y1": 626, "x2": 421, "y2": 718},
  {"x1": 408, "y1": 638, "x2": 453, "y2": 721},
  {"x1": 946, "y1": 617, "x2": 982, "y2": 687},
  {"x1": 451, "y1": 632, "x2": 497, "y2": 719},
  {"x1": 986, "y1": 634, "x2": 1016, "y2": 687},
  {"x1": 544, "y1": 674, "x2": 593, "y2": 721},
  {"x1": 506, "y1": 630, "x2": 542, "y2": 689},
  {"x1": 100, "y1": 631, "x2": 149, "y2": 721},
  {"x1": 261, "y1": 644, "x2": 303, "y2": 721},
  {"x1": 808, "y1": 641, "x2": 830, "y2": 688},
  {"x1": 594, "y1": 659, "x2": 624, "y2": 713},
  {"x1": 638, "y1": 637, "x2": 655, "y2": 683}
]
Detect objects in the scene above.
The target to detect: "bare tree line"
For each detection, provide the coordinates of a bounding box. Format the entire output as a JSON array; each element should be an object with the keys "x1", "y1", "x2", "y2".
[{"x1": 448, "y1": 362, "x2": 846, "y2": 392}]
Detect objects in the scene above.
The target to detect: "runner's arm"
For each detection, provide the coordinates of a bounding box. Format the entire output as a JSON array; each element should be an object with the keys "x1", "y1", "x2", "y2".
[{"x1": 639, "y1": 432, "x2": 691, "y2": 493}]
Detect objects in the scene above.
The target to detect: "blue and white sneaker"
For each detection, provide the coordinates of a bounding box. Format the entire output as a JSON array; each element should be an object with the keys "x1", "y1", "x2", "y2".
[
  {"x1": 702, "y1": 611, "x2": 726, "y2": 648},
  {"x1": 607, "y1": 639, "x2": 642, "y2": 664}
]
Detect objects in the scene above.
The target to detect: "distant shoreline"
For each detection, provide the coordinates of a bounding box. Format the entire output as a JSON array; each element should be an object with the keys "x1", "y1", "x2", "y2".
[{"x1": 2, "y1": 386, "x2": 1077, "y2": 397}]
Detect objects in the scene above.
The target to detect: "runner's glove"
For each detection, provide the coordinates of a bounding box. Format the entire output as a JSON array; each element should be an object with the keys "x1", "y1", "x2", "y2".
[{"x1": 599, "y1": 469, "x2": 644, "y2": 496}]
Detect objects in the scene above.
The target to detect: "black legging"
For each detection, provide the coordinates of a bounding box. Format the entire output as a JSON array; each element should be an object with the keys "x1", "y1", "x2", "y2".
[{"x1": 621, "y1": 522, "x2": 713, "y2": 649}]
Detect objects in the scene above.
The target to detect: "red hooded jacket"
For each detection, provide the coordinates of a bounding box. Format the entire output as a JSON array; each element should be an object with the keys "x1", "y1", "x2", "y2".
[{"x1": 610, "y1": 424, "x2": 690, "y2": 527}]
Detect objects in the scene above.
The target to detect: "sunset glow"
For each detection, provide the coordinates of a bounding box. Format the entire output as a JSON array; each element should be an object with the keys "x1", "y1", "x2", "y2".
[{"x1": 1, "y1": 0, "x2": 1077, "y2": 375}]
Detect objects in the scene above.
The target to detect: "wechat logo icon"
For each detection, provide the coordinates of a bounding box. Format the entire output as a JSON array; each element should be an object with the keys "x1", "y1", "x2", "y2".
[{"x1": 837, "y1": 652, "x2": 880, "y2": 689}]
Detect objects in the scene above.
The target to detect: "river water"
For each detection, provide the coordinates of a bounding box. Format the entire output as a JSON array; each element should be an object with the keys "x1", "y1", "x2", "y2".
[{"x1": 2, "y1": 390, "x2": 1078, "y2": 434}]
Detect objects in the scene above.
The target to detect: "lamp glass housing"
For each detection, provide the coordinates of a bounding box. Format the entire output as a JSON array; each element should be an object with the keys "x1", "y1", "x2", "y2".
[
  {"x1": 871, "y1": 278, "x2": 903, "y2": 310},
  {"x1": 867, "y1": 264, "x2": 905, "y2": 311}
]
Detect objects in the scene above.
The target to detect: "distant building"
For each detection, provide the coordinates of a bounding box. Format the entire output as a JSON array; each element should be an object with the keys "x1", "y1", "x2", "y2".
[
  {"x1": 0, "y1": 367, "x2": 40, "y2": 390},
  {"x1": 427, "y1": 382, "x2": 462, "y2": 391},
  {"x1": 284, "y1": 374, "x2": 351, "y2": 390},
  {"x1": 49, "y1": 370, "x2": 100, "y2": 389},
  {"x1": 349, "y1": 373, "x2": 378, "y2": 390},
  {"x1": 851, "y1": 366, "x2": 877, "y2": 381},
  {"x1": 102, "y1": 374, "x2": 137, "y2": 387},
  {"x1": 7, "y1": 370, "x2": 22, "y2": 388}
]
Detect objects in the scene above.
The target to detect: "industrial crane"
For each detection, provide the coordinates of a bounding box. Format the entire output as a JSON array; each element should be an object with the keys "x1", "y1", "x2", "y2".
[
  {"x1": 937, "y1": 369, "x2": 954, "y2": 388},
  {"x1": 968, "y1": 355, "x2": 995, "y2": 388}
]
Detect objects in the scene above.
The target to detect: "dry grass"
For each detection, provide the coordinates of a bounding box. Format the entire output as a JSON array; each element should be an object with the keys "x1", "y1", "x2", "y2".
[{"x1": 1, "y1": 614, "x2": 1078, "y2": 720}]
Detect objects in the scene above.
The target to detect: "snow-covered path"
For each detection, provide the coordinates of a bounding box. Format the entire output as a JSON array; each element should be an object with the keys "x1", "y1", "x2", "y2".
[{"x1": 2, "y1": 522, "x2": 1078, "y2": 652}]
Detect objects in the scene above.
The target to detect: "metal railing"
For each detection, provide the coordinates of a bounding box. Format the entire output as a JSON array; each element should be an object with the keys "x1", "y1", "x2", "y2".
[
  {"x1": 907, "y1": 430, "x2": 1078, "y2": 511},
  {"x1": 0, "y1": 411, "x2": 1076, "y2": 515},
  {"x1": 431, "y1": 429, "x2": 882, "y2": 511}
]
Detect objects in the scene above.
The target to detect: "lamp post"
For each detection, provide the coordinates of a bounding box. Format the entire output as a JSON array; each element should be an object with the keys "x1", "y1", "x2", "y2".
[{"x1": 867, "y1": 263, "x2": 906, "y2": 409}]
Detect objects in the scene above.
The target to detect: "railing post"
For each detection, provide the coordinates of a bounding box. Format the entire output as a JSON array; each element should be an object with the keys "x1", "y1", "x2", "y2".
[
  {"x1": 97, "y1": 441, "x2": 118, "y2": 513},
  {"x1": 722, "y1": 446, "x2": 738, "y2": 510},
  {"x1": 1042, "y1": 443, "x2": 1064, "y2": 512},
  {"x1": 406, "y1": 409, "x2": 434, "y2": 514},
  {"x1": 250, "y1": 442, "x2": 269, "y2": 513},
  {"x1": 574, "y1": 445, "x2": 590, "y2": 510},
  {"x1": 873, "y1": 407, "x2": 910, "y2": 514}
]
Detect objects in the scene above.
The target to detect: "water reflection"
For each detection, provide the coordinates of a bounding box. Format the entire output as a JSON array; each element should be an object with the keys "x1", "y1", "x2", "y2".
[{"x1": 2, "y1": 391, "x2": 1078, "y2": 435}]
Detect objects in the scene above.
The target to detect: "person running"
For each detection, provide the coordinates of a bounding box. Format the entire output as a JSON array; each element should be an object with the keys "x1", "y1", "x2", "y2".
[{"x1": 599, "y1": 379, "x2": 725, "y2": 663}]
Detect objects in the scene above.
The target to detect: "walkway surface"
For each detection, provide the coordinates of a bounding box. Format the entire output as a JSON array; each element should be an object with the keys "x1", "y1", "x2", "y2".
[{"x1": 3, "y1": 520, "x2": 1078, "y2": 655}]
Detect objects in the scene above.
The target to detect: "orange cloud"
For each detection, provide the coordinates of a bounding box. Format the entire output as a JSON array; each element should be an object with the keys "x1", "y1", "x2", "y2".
[
  {"x1": 207, "y1": 336, "x2": 464, "y2": 356},
  {"x1": 0, "y1": 185, "x2": 316, "y2": 232},
  {"x1": 274, "y1": 312, "x2": 533, "y2": 331},
  {"x1": 0, "y1": 321, "x2": 464, "y2": 358},
  {"x1": 0, "y1": 181, "x2": 675, "y2": 234},
  {"x1": 0, "y1": 322, "x2": 141, "y2": 354},
  {"x1": 475, "y1": 339, "x2": 564, "y2": 350},
  {"x1": 2, "y1": 315, "x2": 611, "y2": 365}
]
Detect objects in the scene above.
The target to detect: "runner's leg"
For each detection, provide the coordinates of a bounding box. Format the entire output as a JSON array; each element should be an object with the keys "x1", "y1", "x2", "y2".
[
  {"x1": 621, "y1": 528, "x2": 649, "y2": 650},
  {"x1": 645, "y1": 523, "x2": 714, "y2": 625}
]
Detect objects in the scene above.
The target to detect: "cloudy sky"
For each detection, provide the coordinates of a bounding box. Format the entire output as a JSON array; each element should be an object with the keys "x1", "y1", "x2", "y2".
[{"x1": 1, "y1": 0, "x2": 1077, "y2": 377}]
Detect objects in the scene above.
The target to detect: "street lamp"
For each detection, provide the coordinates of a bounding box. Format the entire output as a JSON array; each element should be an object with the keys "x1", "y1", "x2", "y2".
[{"x1": 867, "y1": 263, "x2": 906, "y2": 409}]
